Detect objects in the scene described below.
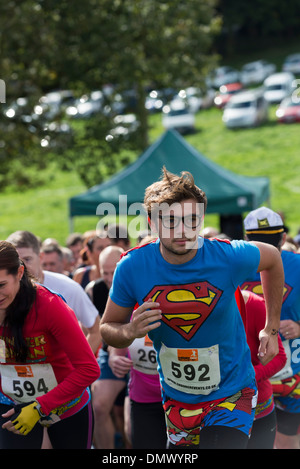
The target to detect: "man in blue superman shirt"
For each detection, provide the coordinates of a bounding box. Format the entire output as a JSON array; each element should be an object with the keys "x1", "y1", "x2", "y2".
[{"x1": 100, "y1": 167, "x2": 284, "y2": 449}]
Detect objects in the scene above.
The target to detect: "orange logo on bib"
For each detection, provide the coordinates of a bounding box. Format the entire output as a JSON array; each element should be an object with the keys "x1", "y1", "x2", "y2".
[
  {"x1": 177, "y1": 349, "x2": 198, "y2": 361},
  {"x1": 14, "y1": 365, "x2": 34, "y2": 378}
]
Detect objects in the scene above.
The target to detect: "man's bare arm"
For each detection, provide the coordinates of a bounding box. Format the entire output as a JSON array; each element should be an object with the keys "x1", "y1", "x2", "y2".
[
  {"x1": 100, "y1": 297, "x2": 162, "y2": 348},
  {"x1": 85, "y1": 316, "x2": 102, "y2": 354},
  {"x1": 251, "y1": 241, "x2": 284, "y2": 364}
]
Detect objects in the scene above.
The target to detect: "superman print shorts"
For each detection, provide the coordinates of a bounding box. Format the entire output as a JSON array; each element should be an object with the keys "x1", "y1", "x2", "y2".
[
  {"x1": 162, "y1": 386, "x2": 257, "y2": 447},
  {"x1": 272, "y1": 371, "x2": 300, "y2": 414}
]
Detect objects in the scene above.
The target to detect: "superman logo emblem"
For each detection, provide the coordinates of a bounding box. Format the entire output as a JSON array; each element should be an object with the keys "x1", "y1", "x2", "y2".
[
  {"x1": 144, "y1": 281, "x2": 222, "y2": 340},
  {"x1": 240, "y1": 281, "x2": 292, "y2": 303}
]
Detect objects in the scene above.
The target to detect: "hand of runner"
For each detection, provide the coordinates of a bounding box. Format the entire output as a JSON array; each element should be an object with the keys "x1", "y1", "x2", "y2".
[
  {"x1": 279, "y1": 319, "x2": 300, "y2": 340},
  {"x1": 108, "y1": 354, "x2": 133, "y2": 378},
  {"x1": 2, "y1": 402, "x2": 41, "y2": 436},
  {"x1": 258, "y1": 328, "x2": 279, "y2": 365},
  {"x1": 129, "y1": 301, "x2": 162, "y2": 339}
]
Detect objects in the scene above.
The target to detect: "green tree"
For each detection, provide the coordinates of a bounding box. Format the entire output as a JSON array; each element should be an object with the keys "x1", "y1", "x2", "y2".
[
  {"x1": 88, "y1": 0, "x2": 220, "y2": 149},
  {"x1": 217, "y1": 0, "x2": 300, "y2": 57},
  {"x1": 0, "y1": 0, "x2": 221, "y2": 188}
]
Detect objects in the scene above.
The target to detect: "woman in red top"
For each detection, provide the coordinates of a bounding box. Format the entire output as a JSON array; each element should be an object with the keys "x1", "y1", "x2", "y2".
[
  {"x1": 0, "y1": 241, "x2": 100, "y2": 449},
  {"x1": 241, "y1": 290, "x2": 286, "y2": 449}
]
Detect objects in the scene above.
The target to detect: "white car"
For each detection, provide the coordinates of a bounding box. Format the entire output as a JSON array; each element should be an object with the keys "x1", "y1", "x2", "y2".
[
  {"x1": 106, "y1": 114, "x2": 139, "y2": 140},
  {"x1": 171, "y1": 87, "x2": 203, "y2": 113},
  {"x1": 240, "y1": 60, "x2": 276, "y2": 85},
  {"x1": 283, "y1": 53, "x2": 300, "y2": 74},
  {"x1": 207, "y1": 66, "x2": 240, "y2": 89},
  {"x1": 170, "y1": 87, "x2": 215, "y2": 113},
  {"x1": 65, "y1": 90, "x2": 103, "y2": 118},
  {"x1": 145, "y1": 90, "x2": 165, "y2": 113},
  {"x1": 263, "y1": 72, "x2": 295, "y2": 104},
  {"x1": 162, "y1": 102, "x2": 195, "y2": 134},
  {"x1": 222, "y1": 89, "x2": 268, "y2": 129},
  {"x1": 34, "y1": 90, "x2": 75, "y2": 120}
]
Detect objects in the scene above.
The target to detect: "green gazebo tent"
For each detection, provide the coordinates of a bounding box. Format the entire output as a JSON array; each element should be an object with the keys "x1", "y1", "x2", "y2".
[{"x1": 69, "y1": 130, "x2": 270, "y2": 236}]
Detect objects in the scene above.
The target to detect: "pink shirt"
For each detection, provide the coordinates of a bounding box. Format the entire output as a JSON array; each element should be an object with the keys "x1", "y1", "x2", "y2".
[{"x1": 128, "y1": 336, "x2": 162, "y2": 403}]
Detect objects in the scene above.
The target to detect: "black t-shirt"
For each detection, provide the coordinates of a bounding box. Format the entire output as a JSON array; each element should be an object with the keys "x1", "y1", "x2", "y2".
[
  {"x1": 92, "y1": 278, "x2": 109, "y2": 317},
  {"x1": 92, "y1": 278, "x2": 109, "y2": 351}
]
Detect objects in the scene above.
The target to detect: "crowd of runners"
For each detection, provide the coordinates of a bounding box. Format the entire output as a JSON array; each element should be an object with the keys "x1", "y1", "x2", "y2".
[{"x1": 0, "y1": 167, "x2": 300, "y2": 449}]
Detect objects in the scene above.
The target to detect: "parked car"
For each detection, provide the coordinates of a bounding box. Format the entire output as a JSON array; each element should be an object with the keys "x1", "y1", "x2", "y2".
[
  {"x1": 145, "y1": 90, "x2": 165, "y2": 113},
  {"x1": 65, "y1": 90, "x2": 103, "y2": 118},
  {"x1": 162, "y1": 102, "x2": 195, "y2": 133},
  {"x1": 169, "y1": 87, "x2": 215, "y2": 113},
  {"x1": 182, "y1": 87, "x2": 204, "y2": 112},
  {"x1": 106, "y1": 113, "x2": 139, "y2": 141},
  {"x1": 34, "y1": 90, "x2": 75, "y2": 120},
  {"x1": 222, "y1": 89, "x2": 268, "y2": 129},
  {"x1": 275, "y1": 96, "x2": 300, "y2": 123},
  {"x1": 4, "y1": 96, "x2": 36, "y2": 123},
  {"x1": 263, "y1": 72, "x2": 295, "y2": 104},
  {"x1": 169, "y1": 87, "x2": 201, "y2": 113},
  {"x1": 282, "y1": 53, "x2": 300, "y2": 75},
  {"x1": 186, "y1": 86, "x2": 215, "y2": 110},
  {"x1": 198, "y1": 88, "x2": 216, "y2": 109},
  {"x1": 240, "y1": 60, "x2": 276, "y2": 85},
  {"x1": 214, "y1": 82, "x2": 243, "y2": 109},
  {"x1": 207, "y1": 66, "x2": 240, "y2": 89}
]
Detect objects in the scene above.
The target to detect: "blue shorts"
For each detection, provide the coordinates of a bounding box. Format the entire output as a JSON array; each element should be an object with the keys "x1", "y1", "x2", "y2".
[{"x1": 98, "y1": 348, "x2": 127, "y2": 382}]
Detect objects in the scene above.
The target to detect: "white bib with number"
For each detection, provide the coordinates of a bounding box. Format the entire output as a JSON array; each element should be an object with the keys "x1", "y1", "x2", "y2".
[
  {"x1": 129, "y1": 336, "x2": 158, "y2": 375},
  {"x1": 0, "y1": 363, "x2": 58, "y2": 404},
  {"x1": 159, "y1": 343, "x2": 221, "y2": 395},
  {"x1": 270, "y1": 339, "x2": 293, "y2": 381}
]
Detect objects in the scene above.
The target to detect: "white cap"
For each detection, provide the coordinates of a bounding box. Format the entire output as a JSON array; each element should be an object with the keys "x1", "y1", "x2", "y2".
[{"x1": 244, "y1": 207, "x2": 284, "y2": 234}]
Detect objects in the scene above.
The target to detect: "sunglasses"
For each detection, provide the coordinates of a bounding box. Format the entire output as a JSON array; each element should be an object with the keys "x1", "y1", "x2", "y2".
[{"x1": 158, "y1": 214, "x2": 202, "y2": 229}]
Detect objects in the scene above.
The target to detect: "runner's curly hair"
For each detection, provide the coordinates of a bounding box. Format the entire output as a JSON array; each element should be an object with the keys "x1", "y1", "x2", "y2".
[{"x1": 144, "y1": 167, "x2": 207, "y2": 218}]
